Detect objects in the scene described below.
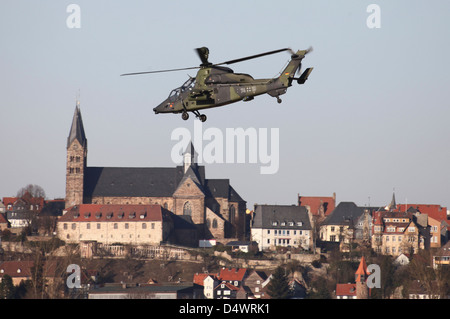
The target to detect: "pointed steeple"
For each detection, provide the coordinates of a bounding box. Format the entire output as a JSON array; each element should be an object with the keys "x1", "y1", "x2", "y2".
[
  {"x1": 355, "y1": 256, "x2": 369, "y2": 282},
  {"x1": 183, "y1": 141, "x2": 198, "y2": 173},
  {"x1": 385, "y1": 192, "x2": 396, "y2": 211},
  {"x1": 67, "y1": 103, "x2": 87, "y2": 148}
]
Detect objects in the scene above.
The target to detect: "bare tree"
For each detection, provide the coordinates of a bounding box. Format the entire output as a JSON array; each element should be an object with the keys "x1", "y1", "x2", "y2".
[{"x1": 16, "y1": 184, "x2": 46, "y2": 199}]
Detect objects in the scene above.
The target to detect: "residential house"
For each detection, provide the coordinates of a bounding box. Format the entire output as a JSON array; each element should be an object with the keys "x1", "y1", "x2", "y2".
[
  {"x1": 335, "y1": 283, "x2": 357, "y2": 299},
  {"x1": 319, "y1": 202, "x2": 372, "y2": 249},
  {"x1": 226, "y1": 241, "x2": 258, "y2": 253},
  {"x1": 239, "y1": 270, "x2": 268, "y2": 299},
  {"x1": 372, "y1": 210, "x2": 423, "y2": 256},
  {"x1": 215, "y1": 281, "x2": 239, "y2": 299},
  {"x1": 251, "y1": 204, "x2": 312, "y2": 251},
  {"x1": 0, "y1": 260, "x2": 58, "y2": 287},
  {"x1": 3, "y1": 193, "x2": 45, "y2": 229},
  {"x1": 193, "y1": 267, "x2": 249, "y2": 299},
  {"x1": 432, "y1": 241, "x2": 450, "y2": 269},
  {"x1": 408, "y1": 280, "x2": 442, "y2": 299}
]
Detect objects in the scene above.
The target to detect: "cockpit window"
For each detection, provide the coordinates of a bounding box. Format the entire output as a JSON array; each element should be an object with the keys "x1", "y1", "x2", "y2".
[{"x1": 168, "y1": 77, "x2": 195, "y2": 102}]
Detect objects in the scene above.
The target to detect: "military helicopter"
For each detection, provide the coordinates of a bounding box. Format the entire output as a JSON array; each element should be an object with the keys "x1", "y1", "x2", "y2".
[{"x1": 121, "y1": 47, "x2": 313, "y2": 122}]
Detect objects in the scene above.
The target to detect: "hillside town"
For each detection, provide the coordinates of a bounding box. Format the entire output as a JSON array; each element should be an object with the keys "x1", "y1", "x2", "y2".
[{"x1": 0, "y1": 105, "x2": 449, "y2": 299}]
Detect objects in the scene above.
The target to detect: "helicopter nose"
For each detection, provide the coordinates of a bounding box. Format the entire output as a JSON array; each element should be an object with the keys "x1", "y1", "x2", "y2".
[{"x1": 154, "y1": 100, "x2": 171, "y2": 114}]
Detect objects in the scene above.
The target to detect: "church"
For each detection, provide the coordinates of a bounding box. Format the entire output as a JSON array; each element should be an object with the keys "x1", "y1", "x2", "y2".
[{"x1": 64, "y1": 104, "x2": 247, "y2": 244}]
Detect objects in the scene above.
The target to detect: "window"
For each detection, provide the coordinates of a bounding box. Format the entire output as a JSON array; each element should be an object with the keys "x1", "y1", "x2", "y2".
[
  {"x1": 213, "y1": 219, "x2": 218, "y2": 228},
  {"x1": 267, "y1": 230, "x2": 270, "y2": 234},
  {"x1": 125, "y1": 223, "x2": 129, "y2": 229},
  {"x1": 114, "y1": 223, "x2": 118, "y2": 229},
  {"x1": 272, "y1": 221, "x2": 278, "y2": 226},
  {"x1": 142, "y1": 223, "x2": 147, "y2": 229},
  {"x1": 63, "y1": 223, "x2": 68, "y2": 230},
  {"x1": 71, "y1": 223, "x2": 76, "y2": 230},
  {"x1": 229, "y1": 205, "x2": 235, "y2": 224},
  {"x1": 183, "y1": 201, "x2": 192, "y2": 216},
  {"x1": 97, "y1": 223, "x2": 101, "y2": 229},
  {"x1": 86, "y1": 223, "x2": 90, "y2": 230}
]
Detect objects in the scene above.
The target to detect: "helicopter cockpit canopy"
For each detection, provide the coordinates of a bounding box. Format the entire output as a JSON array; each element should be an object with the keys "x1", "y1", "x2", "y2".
[{"x1": 168, "y1": 77, "x2": 195, "y2": 102}]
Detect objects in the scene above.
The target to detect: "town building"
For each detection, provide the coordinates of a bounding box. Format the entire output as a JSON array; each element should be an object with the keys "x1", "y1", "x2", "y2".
[
  {"x1": 319, "y1": 202, "x2": 373, "y2": 244},
  {"x1": 372, "y1": 210, "x2": 423, "y2": 256},
  {"x1": 88, "y1": 282, "x2": 195, "y2": 299},
  {"x1": 250, "y1": 204, "x2": 313, "y2": 251},
  {"x1": 298, "y1": 193, "x2": 336, "y2": 221},
  {"x1": 64, "y1": 104, "x2": 246, "y2": 243},
  {"x1": 432, "y1": 241, "x2": 450, "y2": 269},
  {"x1": 57, "y1": 204, "x2": 173, "y2": 245},
  {"x1": 335, "y1": 256, "x2": 370, "y2": 299}
]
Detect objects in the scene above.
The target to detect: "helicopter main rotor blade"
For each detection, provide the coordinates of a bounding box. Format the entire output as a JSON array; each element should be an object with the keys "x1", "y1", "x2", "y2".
[
  {"x1": 121, "y1": 66, "x2": 199, "y2": 76},
  {"x1": 214, "y1": 48, "x2": 292, "y2": 66}
]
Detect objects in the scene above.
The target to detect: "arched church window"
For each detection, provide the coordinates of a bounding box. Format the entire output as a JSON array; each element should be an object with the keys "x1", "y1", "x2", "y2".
[
  {"x1": 229, "y1": 205, "x2": 236, "y2": 223},
  {"x1": 212, "y1": 219, "x2": 218, "y2": 228},
  {"x1": 183, "y1": 201, "x2": 192, "y2": 216},
  {"x1": 206, "y1": 218, "x2": 211, "y2": 228}
]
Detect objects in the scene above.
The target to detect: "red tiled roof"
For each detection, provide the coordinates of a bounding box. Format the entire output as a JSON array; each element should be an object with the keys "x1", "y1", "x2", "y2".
[
  {"x1": 298, "y1": 196, "x2": 335, "y2": 216},
  {"x1": 59, "y1": 204, "x2": 163, "y2": 222},
  {"x1": 400, "y1": 204, "x2": 448, "y2": 222},
  {"x1": 218, "y1": 268, "x2": 247, "y2": 281},
  {"x1": 193, "y1": 273, "x2": 218, "y2": 286},
  {"x1": 336, "y1": 283, "x2": 356, "y2": 296},
  {"x1": 0, "y1": 261, "x2": 34, "y2": 277},
  {"x1": 0, "y1": 213, "x2": 7, "y2": 224},
  {"x1": 355, "y1": 257, "x2": 370, "y2": 281}
]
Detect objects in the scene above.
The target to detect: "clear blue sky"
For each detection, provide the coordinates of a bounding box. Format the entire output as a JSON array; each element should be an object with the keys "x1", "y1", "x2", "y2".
[{"x1": 1, "y1": 1, "x2": 449, "y2": 210}]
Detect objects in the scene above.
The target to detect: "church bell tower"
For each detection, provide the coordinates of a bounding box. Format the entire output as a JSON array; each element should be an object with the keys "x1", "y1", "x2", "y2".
[{"x1": 65, "y1": 102, "x2": 87, "y2": 208}]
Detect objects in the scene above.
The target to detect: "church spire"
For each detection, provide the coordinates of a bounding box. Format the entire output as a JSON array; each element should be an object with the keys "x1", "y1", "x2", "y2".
[
  {"x1": 183, "y1": 141, "x2": 198, "y2": 173},
  {"x1": 385, "y1": 191, "x2": 396, "y2": 211},
  {"x1": 67, "y1": 102, "x2": 87, "y2": 149}
]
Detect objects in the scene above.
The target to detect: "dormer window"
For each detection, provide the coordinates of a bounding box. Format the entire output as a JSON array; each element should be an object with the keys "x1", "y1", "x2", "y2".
[
  {"x1": 272, "y1": 221, "x2": 278, "y2": 226},
  {"x1": 84, "y1": 212, "x2": 91, "y2": 219},
  {"x1": 129, "y1": 212, "x2": 136, "y2": 219},
  {"x1": 281, "y1": 222, "x2": 286, "y2": 226},
  {"x1": 107, "y1": 212, "x2": 113, "y2": 219},
  {"x1": 118, "y1": 212, "x2": 124, "y2": 219},
  {"x1": 297, "y1": 222, "x2": 303, "y2": 226},
  {"x1": 95, "y1": 212, "x2": 102, "y2": 219},
  {"x1": 140, "y1": 212, "x2": 146, "y2": 219}
]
